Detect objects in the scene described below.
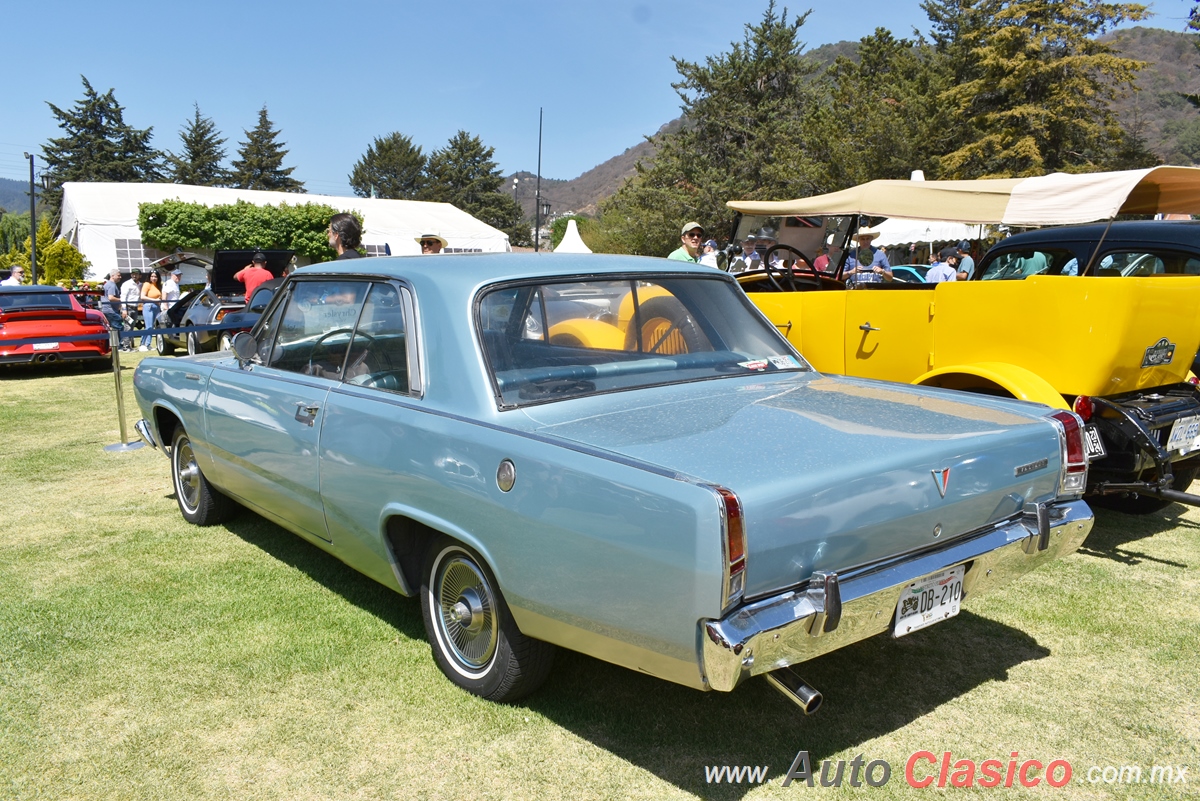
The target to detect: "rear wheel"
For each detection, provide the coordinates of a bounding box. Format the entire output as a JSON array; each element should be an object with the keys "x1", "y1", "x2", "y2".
[
  {"x1": 155, "y1": 334, "x2": 175, "y2": 356},
  {"x1": 1093, "y1": 467, "x2": 1199, "y2": 515},
  {"x1": 420, "y1": 538, "x2": 554, "y2": 701},
  {"x1": 219, "y1": 332, "x2": 233, "y2": 351},
  {"x1": 186, "y1": 332, "x2": 200, "y2": 356},
  {"x1": 171, "y1": 428, "x2": 235, "y2": 525}
]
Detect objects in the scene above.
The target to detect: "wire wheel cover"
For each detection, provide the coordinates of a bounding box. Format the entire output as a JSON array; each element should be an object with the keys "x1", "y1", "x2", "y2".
[
  {"x1": 436, "y1": 556, "x2": 498, "y2": 669},
  {"x1": 175, "y1": 439, "x2": 200, "y2": 512}
]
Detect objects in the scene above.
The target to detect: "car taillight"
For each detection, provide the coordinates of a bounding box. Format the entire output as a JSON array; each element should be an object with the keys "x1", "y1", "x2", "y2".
[
  {"x1": 1072, "y1": 394, "x2": 1092, "y2": 422},
  {"x1": 714, "y1": 486, "x2": 746, "y2": 608},
  {"x1": 1049, "y1": 410, "x2": 1088, "y2": 494},
  {"x1": 1190, "y1": 376, "x2": 1199, "y2": 386}
]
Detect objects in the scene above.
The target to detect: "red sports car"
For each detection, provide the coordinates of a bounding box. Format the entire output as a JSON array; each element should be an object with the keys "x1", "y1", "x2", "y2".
[{"x1": 0, "y1": 286, "x2": 111, "y2": 365}]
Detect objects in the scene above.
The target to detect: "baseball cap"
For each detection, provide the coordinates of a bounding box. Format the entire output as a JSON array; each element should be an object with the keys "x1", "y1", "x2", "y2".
[
  {"x1": 939, "y1": 246, "x2": 958, "y2": 261},
  {"x1": 170, "y1": 268, "x2": 182, "y2": 276},
  {"x1": 681, "y1": 221, "x2": 704, "y2": 236},
  {"x1": 703, "y1": 239, "x2": 718, "y2": 249},
  {"x1": 957, "y1": 240, "x2": 970, "y2": 251},
  {"x1": 252, "y1": 251, "x2": 268, "y2": 263}
]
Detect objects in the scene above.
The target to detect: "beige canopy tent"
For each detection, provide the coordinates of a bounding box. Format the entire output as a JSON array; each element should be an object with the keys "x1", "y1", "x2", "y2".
[{"x1": 727, "y1": 166, "x2": 1200, "y2": 226}]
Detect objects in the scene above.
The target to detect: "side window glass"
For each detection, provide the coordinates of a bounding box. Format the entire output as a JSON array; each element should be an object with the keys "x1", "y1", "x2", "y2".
[
  {"x1": 1099, "y1": 251, "x2": 1165, "y2": 277},
  {"x1": 252, "y1": 286, "x2": 290, "y2": 364},
  {"x1": 269, "y1": 280, "x2": 368, "y2": 377},
  {"x1": 343, "y1": 283, "x2": 410, "y2": 393},
  {"x1": 981, "y1": 249, "x2": 1071, "y2": 279},
  {"x1": 1185, "y1": 258, "x2": 1200, "y2": 275}
]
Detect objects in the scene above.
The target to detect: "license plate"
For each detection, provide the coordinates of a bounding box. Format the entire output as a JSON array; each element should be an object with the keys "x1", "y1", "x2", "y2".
[
  {"x1": 1166, "y1": 415, "x2": 1200, "y2": 455},
  {"x1": 894, "y1": 565, "x2": 964, "y2": 637},
  {"x1": 1084, "y1": 425, "x2": 1107, "y2": 460},
  {"x1": 32, "y1": 342, "x2": 59, "y2": 351}
]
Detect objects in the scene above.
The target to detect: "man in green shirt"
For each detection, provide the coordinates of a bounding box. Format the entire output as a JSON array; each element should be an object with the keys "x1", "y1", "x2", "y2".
[{"x1": 668, "y1": 222, "x2": 704, "y2": 263}]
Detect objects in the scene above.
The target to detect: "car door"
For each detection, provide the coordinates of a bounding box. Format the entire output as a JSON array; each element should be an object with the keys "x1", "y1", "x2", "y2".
[
  {"x1": 843, "y1": 287, "x2": 936, "y2": 383},
  {"x1": 203, "y1": 278, "x2": 370, "y2": 542}
]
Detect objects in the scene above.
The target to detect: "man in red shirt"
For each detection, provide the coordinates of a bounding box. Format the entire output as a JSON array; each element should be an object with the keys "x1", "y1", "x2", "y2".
[{"x1": 234, "y1": 251, "x2": 274, "y2": 302}]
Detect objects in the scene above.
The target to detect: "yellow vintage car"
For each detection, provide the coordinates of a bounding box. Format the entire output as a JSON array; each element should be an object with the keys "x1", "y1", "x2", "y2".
[{"x1": 728, "y1": 167, "x2": 1200, "y2": 513}]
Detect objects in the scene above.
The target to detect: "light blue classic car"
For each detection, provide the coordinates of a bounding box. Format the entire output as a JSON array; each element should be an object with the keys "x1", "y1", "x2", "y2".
[{"x1": 133, "y1": 254, "x2": 1093, "y2": 711}]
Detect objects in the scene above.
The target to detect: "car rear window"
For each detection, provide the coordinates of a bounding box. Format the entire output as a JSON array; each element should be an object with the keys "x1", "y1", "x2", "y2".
[
  {"x1": 0, "y1": 292, "x2": 73, "y2": 311},
  {"x1": 477, "y1": 276, "x2": 808, "y2": 407}
]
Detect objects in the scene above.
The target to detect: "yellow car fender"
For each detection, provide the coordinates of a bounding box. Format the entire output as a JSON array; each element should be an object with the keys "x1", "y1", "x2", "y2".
[
  {"x1": 914, "y1": 362, "x2": 1069, "y2": 409},
  {"x1": 547, "y1": 318, "x2": 626, "y2": 350}
]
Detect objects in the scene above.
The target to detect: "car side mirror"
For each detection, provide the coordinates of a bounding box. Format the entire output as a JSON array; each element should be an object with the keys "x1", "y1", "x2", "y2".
[{"x1": 231, "y1": 332, "x2": 258, "y2": 366}]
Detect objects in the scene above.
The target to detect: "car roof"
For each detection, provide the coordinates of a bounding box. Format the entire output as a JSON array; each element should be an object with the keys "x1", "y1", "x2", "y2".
[
  {"x1": 0, "y1": 285, "x2": 67, "y2": 294},
  {"x1": 997, "y1": 220, "x2": 1200, "y2": 248},
  {"x1": 290, "y1": 253, "x2": 720, "y2": 292}
]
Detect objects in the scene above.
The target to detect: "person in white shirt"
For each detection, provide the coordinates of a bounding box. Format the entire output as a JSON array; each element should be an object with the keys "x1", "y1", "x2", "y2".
[
  {"x1": 698, "y1": 239, "x2": 721, "y2": 269},
  {"x1": 119, "y1": 269, "x2": 143, "y2": 349},
  {"x1": 1, "y1": 266, "x2": 24, "y2": 286},
  {"x1": 163, "y1": 268, "x2": 182, "y2": 310}
]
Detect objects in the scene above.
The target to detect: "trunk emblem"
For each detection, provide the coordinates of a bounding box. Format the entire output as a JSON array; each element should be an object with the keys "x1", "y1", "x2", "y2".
[
  {"x1": 932, "y1": 468, "x2": 951, "y2": 498},
  {"x1": 1142, "y1": 337, "x2": 1175, "y2": 368}
]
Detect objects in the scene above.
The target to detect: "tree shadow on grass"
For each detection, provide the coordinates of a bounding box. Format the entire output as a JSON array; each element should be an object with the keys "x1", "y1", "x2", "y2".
[
  {"x1": 1077, "y1": 506, "x2": 1197, "y2": 568},
  {"x1": 208, "y1": 508, "x2": 1050, "y2": 800}
]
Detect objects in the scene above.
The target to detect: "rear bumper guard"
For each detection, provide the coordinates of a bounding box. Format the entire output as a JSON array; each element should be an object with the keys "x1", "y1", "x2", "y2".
[
  {"x1": 700, "y1": 499, "x2": 1093, "y2": 693},
  {"x1": 1091, "y1": 384, "x2": 1200, "y2": 503}
]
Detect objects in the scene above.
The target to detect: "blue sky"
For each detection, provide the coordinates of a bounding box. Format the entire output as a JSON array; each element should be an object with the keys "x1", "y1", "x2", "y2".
[{"x1": 0, "y1": 0, "x2": 1184, "y2": 196}]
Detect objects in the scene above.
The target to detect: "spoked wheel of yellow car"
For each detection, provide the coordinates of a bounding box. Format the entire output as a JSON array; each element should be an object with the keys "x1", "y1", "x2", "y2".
[
  {"x1": 171, "y1": 427, "x2": 235, "y2": 526},
  {"x1": 420, "y1": 537, "x2": 555, "y2": 701},
  {"x1": 762, "y1": 245, "x2": 821, "y2": 292},
  {"x1": 623, "y1": 296, "x2": 706, "y2": 355}
]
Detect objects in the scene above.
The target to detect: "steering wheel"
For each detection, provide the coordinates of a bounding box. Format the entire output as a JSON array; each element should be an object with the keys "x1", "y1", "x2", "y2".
[
  {"x1": 306, "y1": 328, "x2": 375, "y2": 376},
  {"x1": 762, "y1": 244, "x2": 821, "y2": 292}
]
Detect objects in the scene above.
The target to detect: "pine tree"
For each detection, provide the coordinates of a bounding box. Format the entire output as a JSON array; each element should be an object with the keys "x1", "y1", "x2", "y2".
[
  {"x1": 230, "y1": 106, "x2": 304, "y2": 192},
  {"x1": 40, "y1": 76, "x2": 163, "y2": 213},
  {"x1": 349, "y1": 133, "x2": 426, "y2": 199},
  {"x1": 937, "y1": 0, "x2": 1151, "y2": 178},
  {"x1": 420, "y1": 131, "x2": 525, "y2": 240},
  {"x1": 600, "y1": 2, "x2": 820, "y2": 255},
  {"x1": 168, "y1": 104, "x2": 229, "y2": 186}
]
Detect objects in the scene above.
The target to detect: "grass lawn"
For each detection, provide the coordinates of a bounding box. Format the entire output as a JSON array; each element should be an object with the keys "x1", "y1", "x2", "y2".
[{"x1": 1, "y1": 356, "x2": 1197, "y2": 800}]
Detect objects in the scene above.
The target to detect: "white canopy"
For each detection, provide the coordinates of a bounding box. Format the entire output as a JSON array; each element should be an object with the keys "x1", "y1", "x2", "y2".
[
  {"x1": 728, "y1": 166, "x2": 1200, "y2": 226},
  {"x1": 60, "y1": 182, "x2": 512, "y2": 279},
  {"x1": 871, "y1": 217, "x2": 986, "y2": 248},
  {"x1": 553, "y1": 219, "x2": 592, "y2": 253}
]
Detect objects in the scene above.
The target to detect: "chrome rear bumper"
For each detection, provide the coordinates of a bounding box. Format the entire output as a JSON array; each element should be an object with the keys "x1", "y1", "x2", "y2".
[
  {"x1": 134, "y1": 418, "x2": 161, "y2": 452},
  {"x1": 701, "y1": 499, "x2": 1093, "y2": 692}
]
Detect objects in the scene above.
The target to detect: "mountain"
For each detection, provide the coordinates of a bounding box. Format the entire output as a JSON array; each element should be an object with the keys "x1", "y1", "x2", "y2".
[
  {"x1": 1105, "y1": 27, "x2": 1200, "y2": 164},
  {"x1": 517, "y1": 27, "x2": 1200, "y2": 220},
  {"x1": 0, "y1": 178, "x2": 32, "y2": 215}
]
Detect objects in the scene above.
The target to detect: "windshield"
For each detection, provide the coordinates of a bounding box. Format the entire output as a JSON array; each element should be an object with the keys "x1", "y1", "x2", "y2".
[
  {"x1": 0, "y1": 292, "x2": 73, "y2": 311},
  {"x1": 478, "y1": 276, "x2": 809, "y2": 407}
]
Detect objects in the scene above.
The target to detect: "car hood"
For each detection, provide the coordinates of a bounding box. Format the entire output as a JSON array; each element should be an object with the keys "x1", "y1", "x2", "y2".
[{"x1": 519, "y1": 373, "x2": 1065, "y2": 598}]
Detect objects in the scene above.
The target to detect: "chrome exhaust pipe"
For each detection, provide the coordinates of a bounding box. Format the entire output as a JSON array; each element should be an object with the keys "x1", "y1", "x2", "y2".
[{"x1": 766, "y1": 667, "x2": 823, "y2": 714}]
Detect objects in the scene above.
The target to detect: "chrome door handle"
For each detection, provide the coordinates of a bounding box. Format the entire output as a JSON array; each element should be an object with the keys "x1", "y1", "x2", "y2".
[
  {"x1": 294, "y1": 402, "x2": 321, "y2": 425},
  {"x1": 859, "y1": 322, "x2": 880, "y2": 332}
]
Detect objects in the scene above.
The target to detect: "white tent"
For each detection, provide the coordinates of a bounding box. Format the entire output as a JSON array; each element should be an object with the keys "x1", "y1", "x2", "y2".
[
  {"x1": 872, "y1": 217, "x2": 987, "y2": 248},
  {"x1": 553, "y1": 219, "x2": 592, "y2": 253},
  {"x1": 60, "y1": 182, "x2": 512, "y2": 279}
]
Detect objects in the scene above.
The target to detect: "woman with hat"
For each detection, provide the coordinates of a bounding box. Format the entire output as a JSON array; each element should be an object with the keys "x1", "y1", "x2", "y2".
[{"x1": 844, "y1": 227, "x2": 893, "y2": 285}]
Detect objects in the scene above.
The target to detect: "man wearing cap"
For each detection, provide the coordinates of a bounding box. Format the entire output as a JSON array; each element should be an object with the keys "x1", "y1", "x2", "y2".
[
  {"x1": 698, "y1": 239, "x2": 722, "y2": 268},
  {"x1": 234, "y1": 252, "x2": 274, "y2": 303},
  {"x1": 163, "y1": 268, "x2": 182, "y2": 310},
  {"x1": 844, "y1": 228, "x2": 893, "y2": 284},
  {"x1": 926, "y1": 247, "x2": 958, "y2": 283},
  {"x1": 955, "y1": 241, "x2": 975, "y2": 281},
  {"x1": 669, "y1": 222, "x2": 704, "y2": 263},
  {"x1": 730, "y1": 234, "x2": 761, "y2": 273},
  {"x1": 417, "y1": 233, "x2": 447, "y2": 254},
  {"x1": 119, "y1": 268, "x2": 144, "y2": 347},
  {"x1": 102, "y1": 269, "x2": 125, "y2": 335}
]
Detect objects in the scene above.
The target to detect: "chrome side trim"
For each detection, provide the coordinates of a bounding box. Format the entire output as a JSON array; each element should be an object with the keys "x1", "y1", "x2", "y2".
[
  {"x1": 700, "y1": 499, "x2": 1093, "y2": 693},
  {"x1": 134, "y1": 418, "x2": 161, "y2": 452}
]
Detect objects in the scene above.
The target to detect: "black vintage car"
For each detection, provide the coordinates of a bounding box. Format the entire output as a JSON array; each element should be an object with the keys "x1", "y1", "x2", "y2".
[
  {"x1": 976, "y1": 221, "x2": 1200, "y2": 512},
  {"x1": 153, "y1": 249, "x2": 293, "y2": 355}
]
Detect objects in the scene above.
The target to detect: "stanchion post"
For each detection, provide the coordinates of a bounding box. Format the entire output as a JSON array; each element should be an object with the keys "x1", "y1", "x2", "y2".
[{"x1": 105, "y1": 328, "x2": 144, "y2": 453}]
